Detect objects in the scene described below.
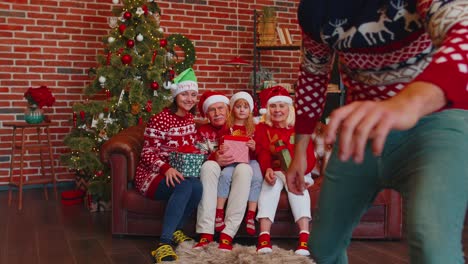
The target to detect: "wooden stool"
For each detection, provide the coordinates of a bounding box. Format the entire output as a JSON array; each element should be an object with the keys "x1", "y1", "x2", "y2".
[{"x1": 4, "y1": 121, "x2": 57, "y2": 210}]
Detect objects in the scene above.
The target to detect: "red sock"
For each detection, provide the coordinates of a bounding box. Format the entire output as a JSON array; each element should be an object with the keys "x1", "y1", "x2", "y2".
[
  {"x1": 245, "y1": 210, "x2": 256, "y2": 236},
  {"x1": 193, "y1": 233, "x2": 213, "y2": 249},
  {"x1": 215, "y1": 208, "x2": 225, "y2": 232},
  {"x1": 295, "y1": 231, "x2": 310, "y2": 256},
  {"x1": 218, "y1": 232, "x2": 233, "y2": 251},
  {"x1": 257, "y1": 232, "x2": 272, "y2": 253}
]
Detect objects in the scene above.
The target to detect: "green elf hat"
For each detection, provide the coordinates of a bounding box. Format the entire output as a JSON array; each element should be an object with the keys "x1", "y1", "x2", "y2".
[{"x1": 170, "y1": 67, "x2": 198, "y2": 98}]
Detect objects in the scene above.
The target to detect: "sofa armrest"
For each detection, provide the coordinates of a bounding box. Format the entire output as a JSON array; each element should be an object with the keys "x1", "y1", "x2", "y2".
[{"x1": 100, "y1": 124, "x2": 145, "y2": 181}]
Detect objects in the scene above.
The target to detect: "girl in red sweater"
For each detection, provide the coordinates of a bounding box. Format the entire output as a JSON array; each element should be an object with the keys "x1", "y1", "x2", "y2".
[
  {"x1": 255, "y1": 86, "x2": 316, "y2": 256},
  {"x1": 134, "y1": 68, "x2": 203, "y2": 263},
  {"x1": 215, "y1": 92, "x2": 263, "y2": 239}
]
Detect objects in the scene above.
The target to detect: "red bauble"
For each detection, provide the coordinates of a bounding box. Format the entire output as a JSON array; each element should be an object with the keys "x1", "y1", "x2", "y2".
[
  {"x1": 121, "y1": 54, "x2": 132, "y2": 65},
  {"x1": 123, "y1": 11, "x2": 132, "y2": 20},
  {"x1": 159, "y1": 39, "x2": 167, "y2": 48},
  {"x1": 169, "y1": 69, "x2": 175, "y2": 80},
  {"x1": 127, "y1": 39, "x2": 135, "y2": 48},
  {"x1": 150, "y1": 81, "x2": 159, "y2": 90},
  {"x1": 119, "y1": 24, "x2": 126, "y2": 34},
  {"x1": 80, "y1": 110, "x2": 85, "y2": 120},
  {"x1": 142, "y1": 5, "x2": 149, "y2": 15}
]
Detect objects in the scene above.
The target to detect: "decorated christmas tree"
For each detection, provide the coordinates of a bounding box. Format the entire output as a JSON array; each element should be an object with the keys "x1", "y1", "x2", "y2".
[{"x1": 61, "y1": 0, "x2": 196, "y2": 203}]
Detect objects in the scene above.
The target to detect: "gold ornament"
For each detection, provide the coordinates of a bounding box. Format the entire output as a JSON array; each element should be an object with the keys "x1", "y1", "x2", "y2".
[{"x1": 131, "y1": 103, "x2": 141, "y2": 115}]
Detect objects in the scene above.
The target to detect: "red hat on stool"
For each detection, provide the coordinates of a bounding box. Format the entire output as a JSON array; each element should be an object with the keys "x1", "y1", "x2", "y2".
[
  {"x1": 258, "y1": 85, "x2": 293, "y2": 115},
  {"x1": 198, "y1": 91, "x2": 230, "y2": 117}
]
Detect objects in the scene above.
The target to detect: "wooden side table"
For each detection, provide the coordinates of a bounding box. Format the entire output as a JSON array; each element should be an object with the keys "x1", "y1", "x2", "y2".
[{"x1": 4, "y1": 121, "x2": 57, "y2": 210}]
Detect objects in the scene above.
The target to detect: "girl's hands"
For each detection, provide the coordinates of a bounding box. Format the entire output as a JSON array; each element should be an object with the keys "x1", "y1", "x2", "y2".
[
  {"x1": 164, "y1": 168, "x2": 184, "y2": 187},
  {"x1": 265, "y1": 168, "x2": 276, "y2": 185},
  {"x1": 246, "y1": 139, "x2": 256, "y2": 151}
]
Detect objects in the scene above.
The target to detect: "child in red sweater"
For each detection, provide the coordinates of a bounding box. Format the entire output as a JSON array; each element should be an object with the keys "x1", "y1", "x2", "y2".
[{"x1": 215, "y1": 92, "x2": 263, "y2": 238}]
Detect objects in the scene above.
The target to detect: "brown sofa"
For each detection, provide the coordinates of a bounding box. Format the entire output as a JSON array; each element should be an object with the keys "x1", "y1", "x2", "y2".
[{"x1": 100, "y1": 124, "x2": 402, "y2": 239}]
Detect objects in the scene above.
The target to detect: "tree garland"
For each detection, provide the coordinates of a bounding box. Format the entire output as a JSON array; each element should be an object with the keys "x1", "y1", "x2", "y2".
[{"x1": 166, "y1": 34, "x2": 196, "y2": 74}]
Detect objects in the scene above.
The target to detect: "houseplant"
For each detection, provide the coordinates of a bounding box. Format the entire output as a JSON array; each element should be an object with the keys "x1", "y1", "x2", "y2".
[
  {"x1": 23, "y1": 85, "x2": 55, "y2": 124},
  {"x1": 250, "y1": 66, "x2": 275, "y2": 90}
]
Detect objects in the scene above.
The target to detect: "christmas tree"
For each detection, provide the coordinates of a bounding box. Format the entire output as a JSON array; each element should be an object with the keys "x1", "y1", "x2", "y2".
[{"x1": 61, "y1": 0, "x2": 196, "y2": 203}]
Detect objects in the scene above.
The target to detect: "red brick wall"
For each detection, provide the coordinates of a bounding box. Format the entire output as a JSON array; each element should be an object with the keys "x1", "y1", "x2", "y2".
[{"x1": 0, "y1": 0, "x2": 301, "y2": 184}]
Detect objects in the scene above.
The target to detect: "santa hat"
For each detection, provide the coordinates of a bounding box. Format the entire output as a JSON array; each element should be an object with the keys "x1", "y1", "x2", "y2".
[
  {"x1": 258, "y1": 85, "x2": 293, "y2": 115},
  {"x1": 230, "y1": 91, "x2": 254, "y2": 111},
  {"x1": 198, "y1": 91, "x2": 230, "y2": 117},
  {"x1": 170, "y1": 68, "x2": 198, "y2": 98}
]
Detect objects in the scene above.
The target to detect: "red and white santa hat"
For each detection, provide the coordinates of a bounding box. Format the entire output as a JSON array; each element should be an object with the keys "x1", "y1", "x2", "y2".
[
  {"x1": 258, "y1": 85, "x2": 293, "y2": 115},
  {"x1": 198, "y1": 91, "x2": 230, "y2": 117},
  {"x1": 230, "y1": 91, "x2": 254, "y2": 111}
]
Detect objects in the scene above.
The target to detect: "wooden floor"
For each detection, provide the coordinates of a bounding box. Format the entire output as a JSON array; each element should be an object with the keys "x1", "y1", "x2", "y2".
[{"x1": 0, "y1": 187, "x2": 466, "y2": 264}]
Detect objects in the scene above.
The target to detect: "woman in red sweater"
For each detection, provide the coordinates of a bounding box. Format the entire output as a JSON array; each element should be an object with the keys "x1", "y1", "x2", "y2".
[
  {"x1": 134, "y1": 68, "x2": 202, "y2": 263},
  {"x1": 255, "y1": 86, "x2": 316, "y2": 256}
]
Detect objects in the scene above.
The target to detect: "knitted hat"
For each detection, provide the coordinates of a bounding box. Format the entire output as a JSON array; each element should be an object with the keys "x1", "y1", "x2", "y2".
[
  {"x1": 230, "y1": 91, "x2": 254, "y2": 111},
  {"x1": 258, "y1": 85, "x2": 292, "y2": 115},
  {"x1": 170, "y1": 68, "x2": 198, "y2": 98},
  {"x1": 198, "y1": 91, "x2": 230, "y2": 117}
]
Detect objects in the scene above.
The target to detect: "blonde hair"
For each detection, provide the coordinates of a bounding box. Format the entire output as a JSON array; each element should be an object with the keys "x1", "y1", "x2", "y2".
[
  {"x1": 226, "y1": 98, "x2": 255, "y2": 136},
  {"x1": 263, "y1": 104, "x2": 295, "y2": 128}
]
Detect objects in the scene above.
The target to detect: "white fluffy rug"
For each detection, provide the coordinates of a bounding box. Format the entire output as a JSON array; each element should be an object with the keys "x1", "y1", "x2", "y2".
[{"x1": 161, "y1": 241, "x2": 316, "y2": 264}]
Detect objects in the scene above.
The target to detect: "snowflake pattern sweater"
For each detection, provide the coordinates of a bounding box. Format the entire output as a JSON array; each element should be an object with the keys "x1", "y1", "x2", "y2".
[
  {"x1": 254, "y1": 122, "x2": 316, "y2": 176},
  {"x1": 134, "y1": 108, "x2": 197, "y2": 197},
  {"x1": 295, "y1": 0, "x2": 468, "y2": 133}
]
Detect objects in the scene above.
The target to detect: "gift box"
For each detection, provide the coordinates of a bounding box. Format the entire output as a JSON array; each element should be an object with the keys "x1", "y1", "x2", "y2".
[
  {"x1": 222, "y1": 135, "x2": 250, "y2": 164},
  {"x1": 169, "y1": 145, "x2": 207, "y2": 177},
  {"x1": 275, "y1": 138, "x2": 294, "y2": 171}
]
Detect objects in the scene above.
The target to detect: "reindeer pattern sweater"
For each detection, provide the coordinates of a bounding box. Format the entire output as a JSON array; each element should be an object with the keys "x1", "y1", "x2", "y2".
[
  {"x1": 134, "y1": 108, "x2": 197, "y2": 198},
  {"x1": 295, "y1": 0, "x2": 468, "y2": 133}
]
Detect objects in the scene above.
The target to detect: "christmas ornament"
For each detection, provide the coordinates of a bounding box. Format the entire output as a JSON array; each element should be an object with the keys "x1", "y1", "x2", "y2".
[
  {"x1": 112, "y1": 0, "x2": 119, "y2": 4},
  {"x1": 121, "y1": 54, "x2": 132, "y2": 65},
  {"x1": 163, "y1": 80, "x2": 172, "y2": 90},
  {"x1": 108, "y1": 36, "x2": 115, "y2": 43},
  {"x1": 150, "y1": 81, "x2": 159, "y2": 90},
  {"x1": 73, "y1": 112, "x2": 77, "y2": 127},
  {"x1": 119, "y1": 24, "x2": 126, "y2": 34},
  {"x1": 145, "y1": 100, "x2": 152, "y2": 112},
  {"x1": 105, "y1": 89, "x2": 111, "y2": 100},
  {"x1": 136, "y1": 34, "x2": 144, "y2": 41},
  {"x1": 142, "y1": 5, "x2": 149, "y2": 15},
  {"x1": 123, "y1": 11, "x2": 132, "y2": 20},
  {"x1": 159, "y1": 38, "x2": 167, "y2": 48},
  {"x1": 131, "y1": 103, "x2": 141, "y2": 115},
  {"x1": 126, "y1": 39, "x2": 135, "y2": 48},
  {"x1": 136, "y1": 7, "x2": 144, "y2": 16},
  {"x1": 80, "y1": 110, "x2": 85, "y2": 121},
  {"x1": 108, "y1": 17, "x2": 118, "y2": 28},
  {"x1": 98, "y1": 76, "x2": 106, "y2": 84},
  {"x1": 153, "y1": 12, "x2": 160, "y2": 26},
  {"x1": 138, "y1": 117, "x2": 143, "y2": 125},
  {"x1": 151, "y1": 50, "x2": 157, "y2": 64},
  {"x1": 106, "y1": 51, "x2": 112, "y2": 65},
  {"x1": 169, "y1": 69, "x2": 176, "y2": 80}
]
